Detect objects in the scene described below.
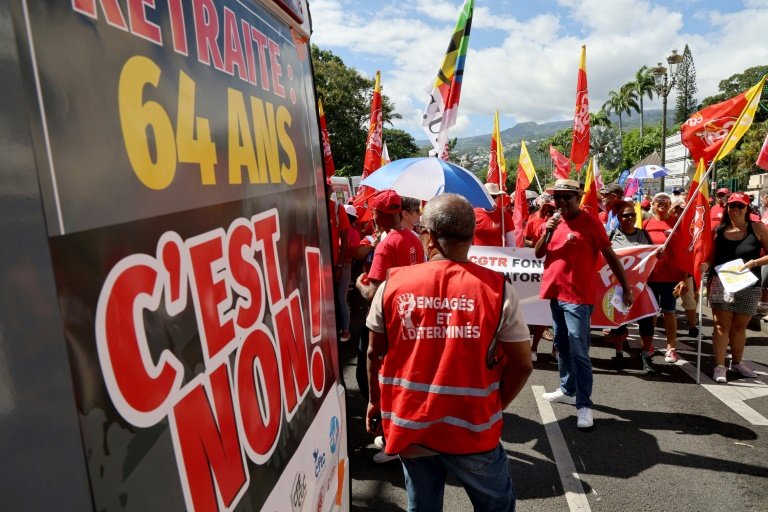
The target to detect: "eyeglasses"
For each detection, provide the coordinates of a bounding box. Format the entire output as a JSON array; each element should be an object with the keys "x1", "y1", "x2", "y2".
[
  {"x1": 553, "y1": 194, "x2": 575, "y2": 201},
  {"x1": 654, "y1": 200, "x2": 670, "y2": 205},
  {"x1": 413, "y1": 224, "x2": 431, "y2": 235},
  {"x1": 716, "y1": 193, "x2": 727, "y2": 198},
  {"x1": 727, "y1": 203, "x2": 747, "y2": 209},
  {"x1": 620, "y1": 213, "x2": 637, "y2": 218}
]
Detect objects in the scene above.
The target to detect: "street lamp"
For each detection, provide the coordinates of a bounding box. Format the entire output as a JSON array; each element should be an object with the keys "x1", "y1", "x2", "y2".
[{"x1": 652, "y1": 49, "x2": 683, "y2": 192}]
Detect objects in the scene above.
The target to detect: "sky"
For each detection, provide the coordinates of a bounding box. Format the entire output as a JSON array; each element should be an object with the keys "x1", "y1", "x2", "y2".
[{"x1": 309, "y1": 0, "x2": 768, "y2": 141}]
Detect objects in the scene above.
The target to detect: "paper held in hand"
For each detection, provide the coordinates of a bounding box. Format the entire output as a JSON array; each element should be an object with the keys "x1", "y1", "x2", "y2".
[{"x1": 715, "y1": 258, "x2": 759, "y2": 294}]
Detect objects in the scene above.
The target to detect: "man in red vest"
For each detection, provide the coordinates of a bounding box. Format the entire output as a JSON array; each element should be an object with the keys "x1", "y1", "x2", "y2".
[{"x1": 366, "y1": 193, "x2": 532, "y2": 511}]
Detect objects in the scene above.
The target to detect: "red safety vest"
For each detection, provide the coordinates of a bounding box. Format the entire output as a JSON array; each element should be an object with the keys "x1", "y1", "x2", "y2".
[{"x1": 380, "y1": 260, "x2": 505, "y2": 455}]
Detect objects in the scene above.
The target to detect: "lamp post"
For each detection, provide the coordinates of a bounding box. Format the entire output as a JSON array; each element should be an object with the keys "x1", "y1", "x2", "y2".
[{"x1": 651, "y1": 49, "x2": 683, "y2": 192}]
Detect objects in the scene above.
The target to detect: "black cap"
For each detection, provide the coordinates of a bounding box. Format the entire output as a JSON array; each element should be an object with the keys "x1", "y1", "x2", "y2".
[{"x1": 672, "y1": 187, "x2": 686, "y2": 195}]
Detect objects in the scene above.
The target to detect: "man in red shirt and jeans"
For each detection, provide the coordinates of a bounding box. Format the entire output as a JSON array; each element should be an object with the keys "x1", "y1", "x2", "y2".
[{"x1": 534, "y1": 179, "x2": 634, "y2": 429}]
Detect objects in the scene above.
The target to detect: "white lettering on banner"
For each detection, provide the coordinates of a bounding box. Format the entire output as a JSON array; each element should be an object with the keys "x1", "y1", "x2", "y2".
[{"x1": 404, "y1": 325, "x2": 482, "y2": 341}]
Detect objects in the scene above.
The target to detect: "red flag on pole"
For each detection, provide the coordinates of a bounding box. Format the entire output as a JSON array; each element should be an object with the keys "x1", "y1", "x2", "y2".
[
  {"x1": 579, "y1": 158, "x2": 602, "y2": 218},
  {"x1": 666, "y1": 159, "x2": 712, "y2": 283},
  {"x1": 486, "y1": 111, "x2": 507, "y2": 189},
  {"x1": 570, "y1": 46, "x2": 590, "y2": 171},
  {"x1": 512, "y1": 142, "x2": 536, "y2": 247},
  {"x1": 362, "y1": 71, "x2": 383, "y2": 179},
  {"x1": 318, "y1": 99, "x2": 335, "y2": 178},
  {"x1": 681, "y1": 75, "x2": 767, "y2": 164},
  {"x1": 549, "y1": 145, "x2": 571, "y2": 180},
  {"x1": 757, "y1": 131, "x2": 768, "y2": 171}
]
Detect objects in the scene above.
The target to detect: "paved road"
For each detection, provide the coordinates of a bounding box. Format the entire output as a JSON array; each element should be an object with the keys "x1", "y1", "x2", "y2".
[{"x1": 341, "y1": 305, "x2": 768, "y2": 511}]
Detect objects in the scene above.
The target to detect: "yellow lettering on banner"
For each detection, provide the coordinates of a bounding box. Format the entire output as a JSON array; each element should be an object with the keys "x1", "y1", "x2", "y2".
[
  {"x1": 227, "y1": 88, "x2": 260, "y2": 184},
  {"x1": 251, "y1": 97, "x2": 281, "y2": 183},
  {"x1": 276, "y1": 105, "x2": 297, "y2": 185},
  {"x1": 177, "y1": 71, "x2": 217, "y2": 185},
  {"x1": 119, "y1": 56, "x2": 177, "y2": 190}
]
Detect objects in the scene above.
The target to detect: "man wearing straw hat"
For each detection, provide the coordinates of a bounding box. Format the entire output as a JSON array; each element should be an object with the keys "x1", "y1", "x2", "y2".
[{"x1": 534, "y1": 179, "x2": 634, "y2": 429}]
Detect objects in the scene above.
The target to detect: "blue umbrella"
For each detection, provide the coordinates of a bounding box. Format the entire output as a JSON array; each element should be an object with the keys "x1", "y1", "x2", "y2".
[
  {"x1": 360, "y1": 157, "x2": 495, "y2": 209},
  {"x1": 629, "y1": 165, "x2": 670, "y2": 180}
]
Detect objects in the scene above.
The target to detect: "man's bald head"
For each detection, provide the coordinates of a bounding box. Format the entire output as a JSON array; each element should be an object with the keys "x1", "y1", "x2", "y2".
[{"x1": 421, "y1": 193, "x2": 475, "y2": 245}]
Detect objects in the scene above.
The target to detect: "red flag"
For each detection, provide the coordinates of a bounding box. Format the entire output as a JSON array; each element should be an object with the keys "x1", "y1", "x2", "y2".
[
  {"x1": 549, "y1": 145, "x2": 571, "y2": 180},
  {"x1": 512, "y1": 142, "x2": 536, "y2": 247},
  {"x1": 579, "y1": 158, "x2": 601, "y2": 218},
  {"x1": 362, "y1": 71, "x2": 383, "y2": 178},
  {"x1": 318, "y1": 100, "x2": 335, "y2": 178},
  {"x1": 570, "y1": 46, "x2": 590, "y2": 171},
  {"x1": 486, "y1": 111, "x2": 506, "y2": 188},
  {"x1": 666, "y1": 159, "x2": 712, "y2": 283},
  {"x1": 681, "y1": 75, "x2": 766, "y2": 164},
  {"x1": 757, "y1": 131, "x2": 768, "y2": 171}
]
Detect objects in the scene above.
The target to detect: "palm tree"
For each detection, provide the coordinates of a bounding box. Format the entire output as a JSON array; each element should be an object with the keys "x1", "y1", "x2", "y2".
[
  {"x1": 590, "y1": 110, "x2": 612, "y2": 128},
  {"x1": 631, "y1": 66, "x2": 655, "y2": 138},
  {"x1": 602, "y1": 84, "x2": 640, "y2": 139}
]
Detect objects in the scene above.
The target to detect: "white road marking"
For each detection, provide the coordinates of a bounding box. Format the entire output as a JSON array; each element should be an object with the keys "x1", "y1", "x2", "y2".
[
  {"x1": 532, "y1": 385, "x2": 592, "y2": 512},
  {"x1": 662, "y1": 338, "x2": 768, "y2": 426}
]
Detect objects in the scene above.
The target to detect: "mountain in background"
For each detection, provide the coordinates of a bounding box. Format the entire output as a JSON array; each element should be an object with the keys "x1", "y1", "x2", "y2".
[{"x1": 416, "y1": 109, "x2": 673, "y2": 153}]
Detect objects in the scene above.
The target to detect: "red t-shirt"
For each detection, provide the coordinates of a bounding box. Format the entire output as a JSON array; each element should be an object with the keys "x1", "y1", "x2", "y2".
[
  {"x1": 473, "y1": 208, "x2": 514, "y2": 246},
  {"x1": 524, "y1": 212, "x2": 547, "y2": 245},
  {"x1": 367, "y1": 228, "x2": 425, "y2": 282},
  {"x1": 643, "y1": 216, "x2": 685, "y2": 282},
  {"x1": 329, "y1": 199, "x2": 350, "y2": 264},
  {"x1": 343, "y1": 226, "x2": 362, "y2": 263},
  {"x1": 540, "y1": 212, "x2": 610, "y2": 305},
  {"x1": 710, "y1": 204, "x2": 725, "y2": 225}
]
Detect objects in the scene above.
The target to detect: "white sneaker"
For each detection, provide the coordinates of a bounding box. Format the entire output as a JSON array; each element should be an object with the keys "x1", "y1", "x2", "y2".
[
  {"x1": 577, "y1": 407, "x2": 593, "y2": 429},
  {"x1": 542, "y1": 388, "x2": 576, "y2": 405},
  {"x1": 731, "y1": 361, "x2": 758, "y2": 378},
  {"x1": 531, "y1": 350, "x2": 538, "y2": 362},
  {"x1": 664, "y1": 349, "x2": 679, "y2": 363},
  {"x1": 373, "y1": 435, "x2": 385, "y2": 449},
  {"x1": 713, "y1": 365, "x2": 727, "y2": 383},
  {"x1": 372, "y1": 450, "x2": 398, "y2": 463}
]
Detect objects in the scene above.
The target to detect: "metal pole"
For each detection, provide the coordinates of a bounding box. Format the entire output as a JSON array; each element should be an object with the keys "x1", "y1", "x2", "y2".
[
  {"x1": 696, "y1": 274, "x2": 704, "y2": 384},
  {"x1": 660, "y1": 73, "x2": 668, "y2": 193}
]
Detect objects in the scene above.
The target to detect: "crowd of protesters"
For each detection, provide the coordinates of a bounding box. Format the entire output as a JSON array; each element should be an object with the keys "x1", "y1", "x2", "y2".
[{"x1": 327, "y1": 179, "x2": 767, "y2": 511}]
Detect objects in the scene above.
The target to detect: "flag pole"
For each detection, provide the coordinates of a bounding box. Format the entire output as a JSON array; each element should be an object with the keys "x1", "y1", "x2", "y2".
[
  {"x1": 534, "y1": 172, "x2": 544, "y2": 194},
  {"x1": 659, "y1": 159, "x2": 715, "y2": 252},
  {"x1": 696, "y1": 274, "x2": 704, "y2": 384},
  {"x1": 500, "y1": 198, "x2": 506, "y2": 247}
]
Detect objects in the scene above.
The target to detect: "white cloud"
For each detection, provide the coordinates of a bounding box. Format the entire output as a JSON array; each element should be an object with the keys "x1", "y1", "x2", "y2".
[{"x1": 309, "y1": 0, "x2": 768, "y2": 138}]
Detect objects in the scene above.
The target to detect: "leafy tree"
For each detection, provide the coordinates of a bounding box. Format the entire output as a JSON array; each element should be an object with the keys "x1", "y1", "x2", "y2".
[
  {"x1": 382, "y1": 128, "x2": 420, "y2": 160},
  {"x1": 702, "y1": 65, "x2": 768, "y2": 122},
  {"x1": 674, "y1": 45, "x2": 698, "y2": 124},
  {"x1": 590, "y1": 126, "x2": 622, "y2": 176},
  {"x1": 311, "y1": 45, "x2": 401, "y2": 176},
  {"x1": 631, "y1": 66, "x2": 655, "y2": 138},
  {"x1": 620, "y1": 125, "x2": 662, "y2": 170},
  {"x1": 590, "y1": 110, "x2": 612, "y2": 128},
  {"x1": 729, "y1": 120, "x2": 768, "y2": 180},
  {"x1": 602, "y1": 83, "x2": 639, "y2": 139}
]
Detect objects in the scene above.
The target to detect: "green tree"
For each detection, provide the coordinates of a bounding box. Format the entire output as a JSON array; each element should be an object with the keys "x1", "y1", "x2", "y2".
[
  {"x1": 702, "y1": 64, "x2": 768, "y2": 122},
  {"x1": 631, "y1": 66, "x2": 655, "y2": 138},
  {"x1": 382, "y1": 128, "x2": 420, "y2": 160},
  {"x1": 590, "y1": 126, "x2": 622, "y2": 176},
  {"x1": 620, "y1": 125, "x2": 662, "y2": 170},
  {"x1": 730, "y1": 120, "x2": 768, "y2": 179},
  {"x1": 674, "y1": 45, "x2": 698, "y2": 124},
  {"x1": 311, "y1": 45, "x2": 401, "y2": 176},
  {"x1": 590, "y1": 110, "x2": 612, "y2": 128},
  {"x1": 602, "y1": 83, "x2": 639, "y2": 139}
]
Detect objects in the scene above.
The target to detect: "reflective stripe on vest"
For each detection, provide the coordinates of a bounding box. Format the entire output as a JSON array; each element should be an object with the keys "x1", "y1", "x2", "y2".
[{"x1": 380, "y1": 260, "x2": 505, "y2": 455}]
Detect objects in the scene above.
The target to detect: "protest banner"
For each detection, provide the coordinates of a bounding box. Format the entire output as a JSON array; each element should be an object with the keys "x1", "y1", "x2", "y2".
[{"x1": 468, "y1": 245, "x2": 659, "y2": 328}]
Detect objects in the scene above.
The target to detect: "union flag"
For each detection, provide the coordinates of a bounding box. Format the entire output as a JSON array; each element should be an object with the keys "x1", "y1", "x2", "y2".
[
  {"x1": 318, "y1": 99, "x2": 335, "y2": 178},
  {"x1": 579, "y1": 158, "x2": 602, "y2": 218},
  {"x1": 570, "y1": 46, "x2": 590, "y2": 171},
  {"x1": 512, "y1": 141, "x2": 536, "y2": 247},
  {"x1": 486, "y1": 111, "x2": 507, "y2": 189},
  {"x1": 681, "y1": 74, "x2": 766, "y2": 164},
  {"x1": 550, "y1": 145, "x2": 571, "y2": 180}
]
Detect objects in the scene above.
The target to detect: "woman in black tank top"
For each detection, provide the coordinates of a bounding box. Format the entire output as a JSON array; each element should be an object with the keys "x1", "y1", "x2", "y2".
[{"x1": 704, "y1": 192, "x2": 768, "y2": 383}]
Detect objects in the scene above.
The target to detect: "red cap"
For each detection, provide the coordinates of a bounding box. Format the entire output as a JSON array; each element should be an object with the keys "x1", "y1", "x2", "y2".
[
  {"x1": 727, "y1": 192, "x2": 750, "y2": 206},
  {"x1": 641, "y1": 199, "x2": 651, "y2": 208},
  {"x1": 716, "y1": 187, "x2": 731, "y2": 195},
  {"x1": 369, "y1": 190, "x2": 402, "y2": 213}
]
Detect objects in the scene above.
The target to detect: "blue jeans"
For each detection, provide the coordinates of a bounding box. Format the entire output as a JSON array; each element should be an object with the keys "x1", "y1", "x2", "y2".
[
  {"x1": 400, "y1": 443, "x2": 515, "y2": 512},
  {"x1": 550, "y1": 300, "x2": 594, "y2": 408}
]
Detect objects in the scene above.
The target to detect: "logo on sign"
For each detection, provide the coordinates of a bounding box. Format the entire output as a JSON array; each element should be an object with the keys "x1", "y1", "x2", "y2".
[
  {"x1": 329, "y1": 416, "x2": 340, "y2": 454},
  {"x1": 291, "y1": 471, "x2": 307, "y2": 512},
  {"x1": 313, "y1": 449, "x2": 326, "y2": 478}
]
